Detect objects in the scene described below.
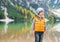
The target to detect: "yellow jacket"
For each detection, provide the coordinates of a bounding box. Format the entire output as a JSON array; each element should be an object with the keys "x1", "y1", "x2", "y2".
[{"x1": 34, "y1": 17, "x2": 45, "y2": 32}]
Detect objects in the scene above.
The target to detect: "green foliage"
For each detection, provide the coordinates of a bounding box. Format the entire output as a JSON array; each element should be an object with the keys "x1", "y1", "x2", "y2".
[
  {"x1": 7, "y1": 5, "x2": 25, "y2": 22},
  {"x1": 0, "y1": 11, "x2": 5, "y2": 19},
  {"x1": 0, "y1": 1, "x2": 36, "y2": 22}
]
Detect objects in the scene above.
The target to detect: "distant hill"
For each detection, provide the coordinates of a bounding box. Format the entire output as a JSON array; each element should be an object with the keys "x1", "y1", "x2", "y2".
[{"x1": 0, "y1": 0, "x2": 60, "y2": 22}]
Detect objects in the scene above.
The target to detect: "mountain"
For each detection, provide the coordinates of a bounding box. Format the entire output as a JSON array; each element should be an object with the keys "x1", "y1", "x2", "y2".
[
  {"x1": 49, "y1": 0, "x2": 60, "y2": 8},
  {"x1": 0, "y1": 0, "x2": 60, "y2": 22}
]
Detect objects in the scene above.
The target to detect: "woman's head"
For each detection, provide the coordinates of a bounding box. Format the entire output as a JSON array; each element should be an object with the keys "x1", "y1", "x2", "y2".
[{"x1": 36, "y1": 8, "x2": 44, "y2": 17}]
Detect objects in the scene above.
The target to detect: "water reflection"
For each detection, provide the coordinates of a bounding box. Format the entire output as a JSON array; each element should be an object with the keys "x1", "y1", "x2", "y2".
[{"x1": 0, "y1": 17, "x2": 60, "y2": 42}]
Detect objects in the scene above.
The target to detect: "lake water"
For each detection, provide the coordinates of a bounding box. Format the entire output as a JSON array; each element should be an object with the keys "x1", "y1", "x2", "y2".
[{"x1": 0, "y1": 21, "x2": 60, "y2": 42}]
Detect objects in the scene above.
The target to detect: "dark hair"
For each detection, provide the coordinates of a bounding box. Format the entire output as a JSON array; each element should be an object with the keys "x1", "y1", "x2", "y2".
[{"x1": 38, "y1": 11, "x2": 44, "y2": 15}]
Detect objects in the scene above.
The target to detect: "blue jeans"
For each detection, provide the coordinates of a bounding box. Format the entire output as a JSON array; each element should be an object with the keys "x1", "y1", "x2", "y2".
[{"x1": 35, "y1": 32, "x2": 44, "y2": 42}]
